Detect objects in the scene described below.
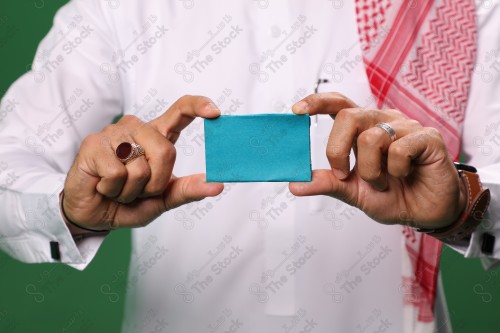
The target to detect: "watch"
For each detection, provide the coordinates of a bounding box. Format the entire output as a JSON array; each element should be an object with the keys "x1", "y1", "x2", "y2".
[{"x1": 417, "y1": 162, "x2": 491, "y2": 243}]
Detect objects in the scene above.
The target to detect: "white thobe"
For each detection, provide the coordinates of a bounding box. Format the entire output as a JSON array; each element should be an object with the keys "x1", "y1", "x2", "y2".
[{"x1": 1, "y1": 1, "x2": 500, "y2": 332}]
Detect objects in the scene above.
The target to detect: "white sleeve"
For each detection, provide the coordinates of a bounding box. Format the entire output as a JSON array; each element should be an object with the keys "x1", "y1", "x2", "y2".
[
  {"x1": 0, "y1": 0, "x2": 122, "y2": 270},
  {"x1": 445, "y1": 2, "x2": 500, "y2": 267}
]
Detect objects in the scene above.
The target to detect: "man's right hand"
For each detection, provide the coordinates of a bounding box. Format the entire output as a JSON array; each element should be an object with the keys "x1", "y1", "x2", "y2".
[{"x1": 61, "y1": 95, "x2": 224, "y2": 232}]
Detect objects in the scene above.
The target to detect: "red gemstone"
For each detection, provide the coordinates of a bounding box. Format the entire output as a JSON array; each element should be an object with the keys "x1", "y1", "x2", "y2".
[{"x1": 116, "y1": 142, "x2": 132, "y2": 159}]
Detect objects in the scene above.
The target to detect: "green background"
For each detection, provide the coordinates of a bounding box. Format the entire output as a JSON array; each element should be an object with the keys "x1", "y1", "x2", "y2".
[{"x1": 0, "y1": 1, "x2": 499, "y2": 332}]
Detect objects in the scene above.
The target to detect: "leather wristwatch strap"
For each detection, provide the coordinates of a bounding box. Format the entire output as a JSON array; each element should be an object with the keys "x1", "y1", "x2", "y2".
[{"x1": 418, "y1": 164, "x2": 490, "y2": 243}]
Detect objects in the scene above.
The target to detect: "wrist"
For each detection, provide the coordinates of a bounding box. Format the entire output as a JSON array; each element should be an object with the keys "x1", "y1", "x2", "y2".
[
  {"x1": 437, "y1": 171, "x2": 468, "y2": 229},
  {"x1": 417, "y1": 163, "x2": 490, "y2": 242},
  {"x1": 59, "y1": 191, "x2": 110, "y2": 236}
]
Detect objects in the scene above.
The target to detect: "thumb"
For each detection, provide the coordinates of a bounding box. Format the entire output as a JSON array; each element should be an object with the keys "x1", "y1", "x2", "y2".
[
  {"x1": 164, "y1": 173, "x2": 224, "y2": 210},
  {"x1": 289, "y1": 169, "x2": 358, "y2": 205}
]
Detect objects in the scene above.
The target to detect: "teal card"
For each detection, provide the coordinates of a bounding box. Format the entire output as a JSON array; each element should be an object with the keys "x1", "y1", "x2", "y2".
[{"x1": 204, "y1": 114, "x2": 311, "y2": 182}]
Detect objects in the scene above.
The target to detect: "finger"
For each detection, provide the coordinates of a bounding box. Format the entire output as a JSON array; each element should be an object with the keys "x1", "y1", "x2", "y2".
[
  {"x1": 387, "y1": 127, "x2": 446, "y2": 178},
  {"x1": 102, "y1": 116, "x2": 152, "y2": 202},
  {"x1": 111, "y1": 174, "x2": 224, "y2": 228},
  {"x1": 130, "y1": 122, "x2": 177, "y2": 198},
  {"x1": 163, "y1": 174, "x2": 224, "y2": 211},
  {"x1": 292, "y1": 92, "x2": 357, "y2": 116},
  {"x1": 289, "y1": 169, "x2": 358, "y2": 206},
  {"x1": 78, "y1": 133, "x2": 128, "y2": 198},
  {"x1": 324, "y1": 108, "x2": 360, "y2": 179},
  {"x1": 356, "y1": 120, "x2": 422, "y2": 191},
  {"x1": 116, "y1": 157, "x2": 151, "y2": 203},
  {"x1": 356, "y1": 126, "x2": 391, "y2": 191},
  {"x1": 149, "y1": 95, "x2": 220, "y2": 143},
  {"x1": 324, "y1": 108, "x2": 384, "y2": 179},
  {"x1": 325, "y1": 108, "x2": 414, "y2": 178}
]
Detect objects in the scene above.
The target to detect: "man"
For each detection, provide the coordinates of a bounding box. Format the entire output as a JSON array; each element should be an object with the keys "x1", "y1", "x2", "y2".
[{"x1": 0, "y1": 1, "x2": 499, "y2": 332}]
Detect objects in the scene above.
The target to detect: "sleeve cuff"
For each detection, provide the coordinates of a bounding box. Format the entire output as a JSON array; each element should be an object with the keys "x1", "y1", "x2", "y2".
[{"x1": 0, "y1": 174, "x2": 106, "y2": 270}]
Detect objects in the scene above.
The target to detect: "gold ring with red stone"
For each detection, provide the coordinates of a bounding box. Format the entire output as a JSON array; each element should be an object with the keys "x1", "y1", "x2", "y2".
[{"x1": 115, "y1": 142, "x2": 145, "y2": 164}]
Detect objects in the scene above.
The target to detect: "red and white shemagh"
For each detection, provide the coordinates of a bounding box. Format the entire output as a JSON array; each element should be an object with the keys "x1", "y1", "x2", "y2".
[{"x1": 355, "y1": 0, "x2": 477, "y2": 332}]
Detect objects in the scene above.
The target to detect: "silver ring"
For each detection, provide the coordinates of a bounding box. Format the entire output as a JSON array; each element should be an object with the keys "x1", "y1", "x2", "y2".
[
  {"x1": 115, "y1": 142, "x2": 145, "y2": 164},
  {"x1": 375, "y1": 122, "x2": 396, "y2": 142}
]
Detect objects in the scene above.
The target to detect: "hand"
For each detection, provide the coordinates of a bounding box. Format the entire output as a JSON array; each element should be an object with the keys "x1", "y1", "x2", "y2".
[
  {"x1": 289, "y1": 92, "x2": 466, "y2": 229},
  {"x1": 62, "y1": 95, "x2": 224, "y2": 232}
]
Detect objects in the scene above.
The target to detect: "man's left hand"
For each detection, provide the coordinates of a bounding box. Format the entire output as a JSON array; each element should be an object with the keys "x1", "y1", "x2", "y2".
[{"x1": 289, "y1": 92, "x2": 466, "y2": 229}]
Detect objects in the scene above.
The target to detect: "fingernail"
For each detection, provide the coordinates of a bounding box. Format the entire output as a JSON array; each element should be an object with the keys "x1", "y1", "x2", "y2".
[
  {"x1": 333, "y1": 168, "x2": 347, "y2": 180},
  {"x1": 293, "y1": 101, "x2": 309, "y2": 114}
]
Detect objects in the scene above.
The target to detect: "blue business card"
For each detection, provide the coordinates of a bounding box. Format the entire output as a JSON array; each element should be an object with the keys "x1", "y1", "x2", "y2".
[{"x1": 204, "y1": 114, "x2": 311, "y2": 182}]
